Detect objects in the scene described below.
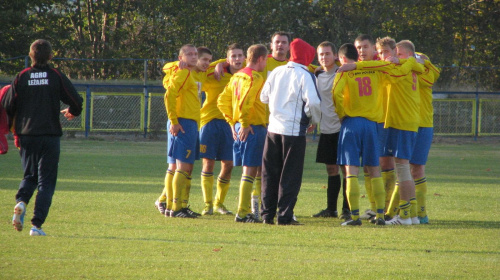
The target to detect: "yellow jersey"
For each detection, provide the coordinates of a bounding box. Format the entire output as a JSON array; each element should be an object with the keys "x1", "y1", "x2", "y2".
[
  {"x1": 417, "y1": 55, "x2": 440, "y2": 127},
  {"x1": 200, "y1": 65, "x2": 235, "y2": 127},
  {"x1": 217, "y1": 67, "x2": 266, "y2": 128},
  {"x1": 164, "y1": 66, "x2": 200, "y2": 126}
]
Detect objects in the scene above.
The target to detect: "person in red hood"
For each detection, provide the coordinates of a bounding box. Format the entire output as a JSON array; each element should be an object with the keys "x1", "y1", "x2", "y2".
[
  {"x1": 0, "y1": 85, "x2": 11, "y2": 154},
  {"x1": 260, "y1": 38, "x2": 322, "y2": 225}
]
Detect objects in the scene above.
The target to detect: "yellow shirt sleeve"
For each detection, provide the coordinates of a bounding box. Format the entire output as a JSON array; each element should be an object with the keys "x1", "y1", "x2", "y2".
[{"x1": 332, "y1": 72, "x2": 347, "y2": 120}]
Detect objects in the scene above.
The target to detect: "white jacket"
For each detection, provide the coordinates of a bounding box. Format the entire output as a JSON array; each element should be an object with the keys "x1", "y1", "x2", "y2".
[{"x1": 260, "y1": 61, "x2": 321, "y2": 136}]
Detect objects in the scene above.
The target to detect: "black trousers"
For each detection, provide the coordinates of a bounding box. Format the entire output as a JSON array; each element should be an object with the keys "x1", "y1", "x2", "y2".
[
  {"x1": 261, "y1": 132, "x2": 306, "y2": 224},
  {"x1": 16, "y1": 135, "x2": 60, "y2": 228}
]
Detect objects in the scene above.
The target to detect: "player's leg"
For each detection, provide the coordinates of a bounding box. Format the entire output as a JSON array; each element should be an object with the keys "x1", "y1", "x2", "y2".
[
  {"x1": 236, "y1": 166, "x2": 258, "y2": 222},
  {"x1": 261, "y1": 132, "x2": 282, "y2": 224},
  {"x1": 342, "y1": 165, "x2": 362, "y2": 226},
  {"x1": 201, "y1": 158, "x2": 215, "y2": 215},
  {"x1": 214, "y1": 160, "x2": 233, "y2": 214},
  {"x1": 411, "y1": 126, "x2": 433, "y2": 224},
  {"x1": 252, "y1": 168, "x2": 262, "y2": 219}
]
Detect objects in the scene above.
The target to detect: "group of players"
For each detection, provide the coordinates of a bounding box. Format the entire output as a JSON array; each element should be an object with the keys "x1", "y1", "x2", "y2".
[{"x1": 155, "y1": 31, "x2": 440, "y2": 226}]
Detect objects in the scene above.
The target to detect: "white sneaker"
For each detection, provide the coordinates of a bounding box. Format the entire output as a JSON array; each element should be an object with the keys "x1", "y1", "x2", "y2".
[
  {"x1": 385, "y1": 216, "x2": 412, "y2": 225},
  {"x1": 360, "y1": 209, "x2": 376, "y2": 220},
  {"x1": 411, "y1": 217, "x2": 420, "y2": 225},
  {"x1": 30, "y1": 226, "x2": 46, "y2": 236}
]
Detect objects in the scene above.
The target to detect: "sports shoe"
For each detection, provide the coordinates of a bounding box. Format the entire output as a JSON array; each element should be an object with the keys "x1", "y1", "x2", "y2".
[
  {"x1": 374, "y1": 218, "x2": 386, "y2": 225},
  {"x1": 155, "y1": 200, "x2": 166, "y2": 215},
  {"x1": 339, "y1": 209, "x2": 351, "y2": 220},
  {"x1": 419, "y1": 216, "x2": 429, "y2": 224},
  {"x1": 214, "y1": 204, "x2": 233, "y2": 215},
  {"x1": 12, "y1": 201, "x2": 26, "y2": 232},
  {"x1": 312, "y1": 209, "x2": 338, "y2": 218},
  {"x1": 263, "y1": 219, "x2": 275, "y2": 225},
  {"x1": 171, "y1": 208, "x2": 197, "y2": 218},
  {"x1": 185, "y1": 206, "x2": 201, "y2": 217},
  {"x1": 385, "y1": 216, "x2": 412, "y2": 225},
  {"x1": 164, "y1": 209, "x2": 173, "y2": 217},
  {"x1": 360, "y1": 209, "x2": 376, "y2": 220},
  {"x1": 411, "y1": 217, "x2": 420, "y2": 225},
  {"x1": 235, "y1": 214, "x2": 261, "y2": 223},
  {"x1": 341, "y1": 219, "x2": 362, "y2": 226},
  {"x1": 29, "y1": 226, "x2": 46, "y2": 236},
  {"x1": 202, "y1": 204, "x2": 213, "y2": 216}
]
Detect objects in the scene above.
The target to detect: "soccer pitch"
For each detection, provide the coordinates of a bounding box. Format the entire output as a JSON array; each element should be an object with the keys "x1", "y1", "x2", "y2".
[{"x1": 1, "y1": 139, "x2": 499, "y2": 279}]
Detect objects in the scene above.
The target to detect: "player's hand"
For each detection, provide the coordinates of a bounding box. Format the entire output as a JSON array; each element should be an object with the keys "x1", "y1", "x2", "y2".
[
  {"x1": 416, "y1": 57, "x2": 425, "y2": 64},
  {"x1": 385, "y1": 56, "x2": 400, "y2": 64},
  {"x1": 178, "y1": 61, "x2": 188, "y2": 70},
  {"x1": 61, "y1": 108, "x2": 75, "y2": 121},
  {"x1": 337, "y1": 63, "x2": 356, "y2": 72},
  {"x1": 213, "y1": 62, "x2": 228, "y2": 81},
  {"x1": 169, "y1": 123, "x2": 185, "y2": 136},
  {"x1": 307, "y1": 124, "x2": 316, "y2": 134},
  {"x1": 231, "y1": 125, "x2": 238, "y2": 141},
  {"x1": 314, "y1": 66, "x2": 323, "y2": 74},
  {"x1": 238, "y1": 126, "x2": 254, "y2": 142}
]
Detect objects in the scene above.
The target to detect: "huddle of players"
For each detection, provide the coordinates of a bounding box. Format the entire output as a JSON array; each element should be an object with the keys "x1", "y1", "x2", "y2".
[{"x1": 154, "y1": 32, "x2": 440, "y2": 226}]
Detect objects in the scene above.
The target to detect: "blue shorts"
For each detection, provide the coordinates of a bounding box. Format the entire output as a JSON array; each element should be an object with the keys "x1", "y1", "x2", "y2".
[
  {"x1": 233, "y1": 123, "x2": 266, "y2": 167},
  {"x1": 410, "y1": 127, "x2": 433, "y2": 165},
  {"x1": 377, "y1": 122, "x2": 387, "y2": 156},
  {"x1": 167, "y1": 118, "x2": 200, "y2": 164},
  {"x1": 199, "y1": 119, "x2": 233, "y2": 161},
  {"x1": 337, "y1": 117, "x2": 379, "y2": 167},
  {"x1": 381, "y1": 128, "x2": 417, "y2": 160}
]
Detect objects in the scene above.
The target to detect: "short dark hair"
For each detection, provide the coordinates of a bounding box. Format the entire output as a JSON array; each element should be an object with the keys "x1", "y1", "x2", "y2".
[
  {"x1": 338, "y1": 43, "x2": 359, "y2": 61},
  {"x1": 317, "y1": 41, "x2": 337, "y2": 54},
  {"x1": 271, "y1": 31, "x2": 291, "y2": 43},
  {"x1": 227, "y1": 43, "x2": 244, "y2": 54},
  {"x1": 29, "y1": 39, "x2": 52, "y2": 67},
  {"x1": 197, "y1": 46, "x2": 212, "y2": 57},
  {"x1": 354, "y1": 34, "x2": 375, "y2": 45}
]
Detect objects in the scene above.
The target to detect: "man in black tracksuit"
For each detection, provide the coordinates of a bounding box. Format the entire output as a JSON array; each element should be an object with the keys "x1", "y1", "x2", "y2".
[{"x1": 1, "y1": 39, "x2": 83, "y2": 236}]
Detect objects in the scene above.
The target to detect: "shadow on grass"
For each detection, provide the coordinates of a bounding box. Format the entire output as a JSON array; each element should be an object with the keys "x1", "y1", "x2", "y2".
[{"x1": 431, "y1": 219, "x2": 500, "y2": 229}]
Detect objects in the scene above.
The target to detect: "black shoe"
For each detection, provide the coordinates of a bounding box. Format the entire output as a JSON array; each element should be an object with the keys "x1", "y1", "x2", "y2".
[
  {"x1": 235, "y1": 214, "x2": 261, "y2": 223},
  {"x1": 341, "y1": 219, "x2": 362, "y2": 226},
  {"x1": 278, "y1": 219, "x2": 304, "y2": 226},
  {"x1": 312, "y1": 209, "x2": 338, "y2": 218},
  {"x1": 374, "y1": 218, "x2": 386, "y2": 225},
  {"x1": 185, "y1": 206, "x2": 201, "y2": 217},
  {"x1": 263, "y1": 219, "x2": 275, "y2": 225},
  {"x1": 340, "y1": 209, "x2": 351, "y2": 220},
  {"x1": 172, "y1": 208, "x2": 197, "y2": 218}
]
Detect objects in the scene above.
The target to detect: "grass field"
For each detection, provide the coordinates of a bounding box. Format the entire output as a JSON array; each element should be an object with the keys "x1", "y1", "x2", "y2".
[{"x1": 1, "y1": 138, "x2": 499, "y2": 279}]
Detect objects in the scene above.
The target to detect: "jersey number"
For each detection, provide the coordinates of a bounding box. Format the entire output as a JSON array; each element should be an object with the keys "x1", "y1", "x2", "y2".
[
  {"x1": 200, "y1": 145, "x2": 207, "y2": 153},
  {"x1": 185, "y1": 150, "x2": 191, "y2": 158},
  {"x1": 355, "y1": 77, "x2": 372, "y2": 96}
]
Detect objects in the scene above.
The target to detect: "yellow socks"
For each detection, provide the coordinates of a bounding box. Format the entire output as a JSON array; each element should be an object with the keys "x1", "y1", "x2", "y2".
[
  {"x1": 371, "y1": 177, "x2": 385, "y2": 219},
  {"x1": 346, "y1": 175, "x2": 360, "y2": 220},
  {"x1": 162, "y1": 169, "x2": 175, "y2": 210},
  {"x1": 181, "y1": 176, "x2": 192, "y2": 208},
  {"x1": 415, "y1": 177, "x2": 427, "y2": 218},
  {"x1": 252, "y1": 177, "x2": 261, "y2": 215},
  {"x1": 409, "y1": 197, "x2": 418, "y2": 219},
  {"x1": 386, "y1": 182, "x2": 400, "y2": 218},
  {"x1": 173, "y1": 170, "x2": 189, "y2": 211},
  {"x1": 237, "y1": 175, "x2": 254, "y2": 218},
  {"x1": 201, "y1": 171, "x2": 214, "y2": 206},
  {"x1": 399, "y1": 199, "x2": 411, "y2": 219},
  {"x1": 364, "y1": 173, "x2": 376, "y2": 212},
  {"x1": 215, "y1": 176, "x2": 230, "y2": 206},
  {"x1": 382, "y1": 169, "x2": 396, "y2": 210}
]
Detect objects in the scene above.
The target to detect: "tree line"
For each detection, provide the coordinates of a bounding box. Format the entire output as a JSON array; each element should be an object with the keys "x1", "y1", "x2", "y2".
[{"x1": 1, "y1": 0, "x2": 498, "y2": 90}]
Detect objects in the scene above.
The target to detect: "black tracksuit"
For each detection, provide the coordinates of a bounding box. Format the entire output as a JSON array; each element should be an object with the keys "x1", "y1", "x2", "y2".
[{"x1": 1, "y1": 65, "x2": 83, "y2": 228}]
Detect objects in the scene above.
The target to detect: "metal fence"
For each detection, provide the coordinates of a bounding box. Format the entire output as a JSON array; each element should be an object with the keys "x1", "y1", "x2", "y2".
[{"x1": 0, "y1": 83, "x2": 499, "y2": 139}]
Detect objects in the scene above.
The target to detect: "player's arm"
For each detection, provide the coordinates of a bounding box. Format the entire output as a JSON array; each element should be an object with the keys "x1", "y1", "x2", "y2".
[
  {"x1": 217, "y1": 81, "x2": 235, "y2": 126},
  {"x1": 162, "y1": 61, "x2": 180, "y2": 89},
  {"x1": 331, "y1": 72, "x2": 347, "y2": 120},
  {"x1": 164, "y1": 69, "x2": 189, "y2": 125},
  {"x1": 57, "y1": 71, "x2": 83, "y2": 117}
]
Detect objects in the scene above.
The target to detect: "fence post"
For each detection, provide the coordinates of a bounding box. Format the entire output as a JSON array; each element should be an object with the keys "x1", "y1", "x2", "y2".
[
  {"x1": 474, "y1": 68, "x2": 479, "y2": 141},
  {"x1": 85, "y1": 85, "x2": 91, "y2": 138},
  {"x1": 25, "y1": 56, "x2": 29, "y2": 68},
  {"x1": 144, "y1": 85, "x2": 149, "y2": 138}
]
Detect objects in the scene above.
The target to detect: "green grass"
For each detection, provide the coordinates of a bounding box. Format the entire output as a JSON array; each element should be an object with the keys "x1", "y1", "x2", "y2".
[{"x1": 1, "y1": 139, "x2": 499, "y2": 279}]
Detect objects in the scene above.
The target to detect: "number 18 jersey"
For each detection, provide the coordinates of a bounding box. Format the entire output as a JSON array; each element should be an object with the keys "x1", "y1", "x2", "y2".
[{"x1": 332, "y1": 69, "x2": 385, "y2": 123}]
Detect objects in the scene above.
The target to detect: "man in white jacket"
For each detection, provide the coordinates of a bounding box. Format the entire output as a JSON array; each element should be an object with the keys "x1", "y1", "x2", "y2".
[{"x1": 260, "y1": 38, "x2": 321, "y2": 225}]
